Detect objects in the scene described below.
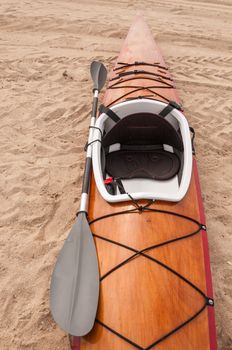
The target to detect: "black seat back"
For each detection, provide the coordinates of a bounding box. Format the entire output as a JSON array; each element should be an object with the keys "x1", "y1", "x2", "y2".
[{"x1": 102, "y1": 113, "x2": 183, "y2": 151}]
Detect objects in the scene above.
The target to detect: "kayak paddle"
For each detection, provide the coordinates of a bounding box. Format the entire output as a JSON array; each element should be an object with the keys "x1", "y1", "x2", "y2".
[{"x1": 50, "y1": 61, "x2": 107, "y2": 336}]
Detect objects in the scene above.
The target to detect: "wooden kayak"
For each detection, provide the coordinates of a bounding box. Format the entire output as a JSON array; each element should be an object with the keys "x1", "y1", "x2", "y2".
[{"x1": 72, "y1": 16, "x2": 217, "y2": 350}]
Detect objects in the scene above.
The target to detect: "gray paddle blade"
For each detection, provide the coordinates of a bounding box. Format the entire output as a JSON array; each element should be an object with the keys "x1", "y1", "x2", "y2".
[
  {"x1": 90, "y1": 61, "x2": 107, "y2": 91},
  {"x1": 50, "y1": 213, "x2": 99, "y2": 336}
]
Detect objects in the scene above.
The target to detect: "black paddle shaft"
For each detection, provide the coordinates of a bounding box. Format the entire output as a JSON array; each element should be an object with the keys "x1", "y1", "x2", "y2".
[
  {"x1": 79, "y1": 61, "x2": 107, "y2": 213},
  {"x1": 82, "y1": 94, "x2": 99, "y2": 195}
]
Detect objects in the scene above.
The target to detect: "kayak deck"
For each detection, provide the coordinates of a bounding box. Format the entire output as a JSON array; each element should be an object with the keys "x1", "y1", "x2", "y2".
[{"x1": 73, "y1": 16, "x2": 217, "y2": 350}]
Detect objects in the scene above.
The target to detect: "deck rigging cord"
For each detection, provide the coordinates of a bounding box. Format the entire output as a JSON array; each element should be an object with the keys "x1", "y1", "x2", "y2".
[
  {"x1": 113, "y1": 61, "x2": 168, "y2": 71},
  {"x1": 110, "y1": 69, "x2": 173, "y2": 82},
  {"x1": 87, "y1": 198, "x2": 214, "y2": 349},
  {"x1": 107, "y1": 62, "x2": 175, "y2": 107}
]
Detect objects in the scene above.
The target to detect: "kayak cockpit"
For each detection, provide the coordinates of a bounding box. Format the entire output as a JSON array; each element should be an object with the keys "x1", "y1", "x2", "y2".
[{"x1": 92, "y1": 99, "x2": 192, "y2": 203}]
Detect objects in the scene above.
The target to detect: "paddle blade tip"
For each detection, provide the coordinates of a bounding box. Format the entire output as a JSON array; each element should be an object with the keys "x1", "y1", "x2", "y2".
[{"x1": 90, "y1": 61, "x2": 107, "y2": 91}]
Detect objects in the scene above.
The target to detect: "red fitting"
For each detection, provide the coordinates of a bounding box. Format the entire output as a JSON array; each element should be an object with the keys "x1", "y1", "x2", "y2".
[{"x1": 104, "y1": 177, "x2": 113, "y2": 184}]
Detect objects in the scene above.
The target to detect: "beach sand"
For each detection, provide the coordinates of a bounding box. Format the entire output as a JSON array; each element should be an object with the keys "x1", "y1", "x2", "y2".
[{"x1": 0, "y1": 0, "x2": 231, "y2": 349}]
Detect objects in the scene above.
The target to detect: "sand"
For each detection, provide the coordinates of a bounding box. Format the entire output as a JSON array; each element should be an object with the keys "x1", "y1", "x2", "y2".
[{"x1": 0, "y1": 0, "x2": 231, "y2": 349}]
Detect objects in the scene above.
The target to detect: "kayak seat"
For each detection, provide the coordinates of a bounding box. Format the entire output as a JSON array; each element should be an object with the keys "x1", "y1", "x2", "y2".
[
  {"x1": 102, "y1": 112, "x2": 183, "y2": 181},
  {"x1": 92, "y1": 99, "x2": 193, "y2": 202}
]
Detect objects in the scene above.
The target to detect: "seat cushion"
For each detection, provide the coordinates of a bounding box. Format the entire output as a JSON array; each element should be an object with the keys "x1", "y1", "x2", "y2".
[{"x1": 105, "y1": 149, "x2": 180, "y2": 181}]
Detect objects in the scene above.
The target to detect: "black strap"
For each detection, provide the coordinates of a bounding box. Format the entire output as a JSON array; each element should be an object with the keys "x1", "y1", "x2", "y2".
[
  {"x1": 115, "y1": 178, "x2": 126, "y2": 194},
  {"x1": 159, "y1": 101, "x2": 182, "y2": 117},
  {"x1": 189, "y1": 126, "x2": 196, "y2": 155},
  {"x1": 99, "y1": 104, "x2": 120, "y2": 123},
  {"x1": 101, "y1": 147, "x2": 106, "y2": 180}
]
